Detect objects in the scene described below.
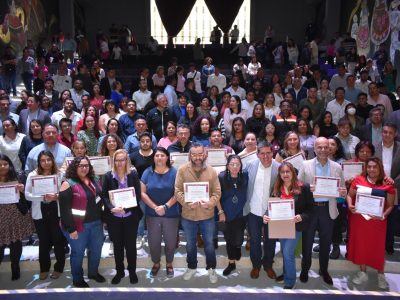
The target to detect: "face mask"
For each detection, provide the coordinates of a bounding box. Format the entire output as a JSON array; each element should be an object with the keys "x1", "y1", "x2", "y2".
[
  {"x1": 347, "y1": 107, "x2": 356, "y2": 115},
  {"x1": 210, "y1": 111, "x2": 219, "y2": 118}
]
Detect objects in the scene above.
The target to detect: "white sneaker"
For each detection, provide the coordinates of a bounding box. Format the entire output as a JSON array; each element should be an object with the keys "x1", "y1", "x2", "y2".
[
  {"x1": 183, "y1": 268, "x2": 196, "y2": 280},
  {"x1": 378, "y1": 273, "x2": 389, "y2": 290},
  {"x1": 136, "y1": 236, "x2": 143, "y2": 249},
  {"x1": 208, "y1": 268, "x2": 218, "y2": 284},
  {"x1": 352, "y1": 271, "x2": 368, "y2": 284}
]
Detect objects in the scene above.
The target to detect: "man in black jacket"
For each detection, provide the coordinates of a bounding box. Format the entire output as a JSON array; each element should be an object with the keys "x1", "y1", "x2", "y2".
[{"x1": 146, "y1": 93, "x2": 176, "y2": 141}]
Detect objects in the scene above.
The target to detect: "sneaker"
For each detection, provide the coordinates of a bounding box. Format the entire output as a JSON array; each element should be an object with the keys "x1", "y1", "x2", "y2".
[
  {"x1": 183, "y1": 268, "x2": 196, "y2": 280},
  {"x1": 377, "y1": 273, "x2": 389, "y2": 290},
  {"x1": 136, "y1": 236, "x2": 143, "y2": 249},
  {"x1": 352, "y1": 271, "x2": 368, "y2": 285},
  {"x1": 208, "y1": 268, "x2": 218, "y2": 284}
]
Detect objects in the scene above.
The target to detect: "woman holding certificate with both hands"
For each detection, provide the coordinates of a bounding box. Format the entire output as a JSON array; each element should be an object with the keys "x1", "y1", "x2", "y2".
[
  {"x1": 263, "y1": 162, "x2": 314, "y2": 289},
  {"x1": 346, "y1": 157, "x2": 395, "y2": 290},
  {"x1": 102, "y1": 149, "x2": 142, "y2": 285},
  {"x1": 25, "y1": 151, "x2": 65, "y2": 280}
]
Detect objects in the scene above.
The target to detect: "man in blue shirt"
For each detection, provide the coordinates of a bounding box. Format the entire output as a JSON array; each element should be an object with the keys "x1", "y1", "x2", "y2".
[
  {"x1": 119, "y1": 99, "x2": 144, "y2": 137},
  {"x1": 124, "y1": 116, "x2": 157, "y2": 155}
]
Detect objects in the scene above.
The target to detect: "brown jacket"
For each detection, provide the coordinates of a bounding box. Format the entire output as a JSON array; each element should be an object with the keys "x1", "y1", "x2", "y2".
[{"x1": 175, "y1": 162, "x2": 221, "y2": 221}]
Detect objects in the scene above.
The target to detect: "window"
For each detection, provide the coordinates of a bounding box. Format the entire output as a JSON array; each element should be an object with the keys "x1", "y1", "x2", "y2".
[{"x1": 150, "y1": 0, "x2": 251, "y2": 45}]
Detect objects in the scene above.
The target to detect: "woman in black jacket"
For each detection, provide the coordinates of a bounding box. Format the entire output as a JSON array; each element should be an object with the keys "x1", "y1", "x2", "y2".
[
  {"x1": 102, "y1": 149, "x2": 142, "y2": 285},
  {"x1": 263, "y1": 161, "x2": 314, "y2": 289}
]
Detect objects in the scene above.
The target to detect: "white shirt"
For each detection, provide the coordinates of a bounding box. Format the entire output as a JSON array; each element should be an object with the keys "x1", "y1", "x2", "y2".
[
  {"x1": 326, "y1": 99, "x2": 351, "y2": 124},
  {"x1": 69, "y1": 88, "x2": 89, "y2": 110},
  {"x1": 164, "y1": 85, "x2": 178, "y2": 108},
  {"x1": 132, "y1": 89, "x2": 152, "y2": 111},
  {"x1": 187, "y1": 71, "x2": 202, "y2": 93},
  {"x1": 52, "y1": 74, "x2": 72, "y2": 92},
  {"x1": 329, "y1": 73, "x2": 349, "y2": 91},
  {"x1": 226, "y1": 86, "x2": 246, "y2": 100},
  {"x1": 51, "y1": 110, "x2": 82, "y2": 134},
  {"x1": 355, "y1": 79, "x2": 370, "y2": 94},
  {"x1": 382, "y1": 143, "x2": 393, "y2": 176},
  {"x1": 241, "y1": 100, "x2": 257, "y2": 119},
  {"x1": 0, "y1": 133, "x2": 25, "y2": 172},
  {"x1": 207, "y1": 73, "x2": 227, "y2": 94},
  {"x1": 250, "y1": 162, "x2": 271, "y2": 217},
  {"x1": 367, "y1": 94, "x2": 393, "y2": 119}
]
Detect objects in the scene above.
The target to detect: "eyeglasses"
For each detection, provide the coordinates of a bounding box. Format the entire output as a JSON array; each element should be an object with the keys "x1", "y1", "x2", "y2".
[
  {"x1": 190, "y1": 153, "x2": 204, "y2": 158},
  {"x1": 78, "y1": 164, "x2": 90, "y2": 169}
]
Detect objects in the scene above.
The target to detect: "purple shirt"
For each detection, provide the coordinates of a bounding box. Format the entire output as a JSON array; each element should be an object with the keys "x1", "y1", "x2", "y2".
[{"x1": 112, "y1": 172, "x2": 132, "y2": 218}]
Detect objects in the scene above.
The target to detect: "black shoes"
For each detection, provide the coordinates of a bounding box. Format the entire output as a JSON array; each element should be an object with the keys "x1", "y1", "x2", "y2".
[
  {"x1": 111, "y1": 272, "x2": 125, "y2": 285},
  {"x1": 386, "y1": 246, "x2": 394, "y2": 255},
  {"x1": 88, "y1": 273, "x2": 106, "y2": 283},
  {"x1": 275, "y1": 274, "x2": 284, "y2": 284},
  {"x1": 329, "y1": 244, "x2": 340, "y2": 259},
  {"x1": 313, "y1": 244, "x2": 320, "y2": 252},
  {"x1": 73, "y1": 280, "x2": 89, "y2": 288},
  {"x1": 129, "y1": 272, "x2": 138, "y2": 284},
  {"x1": 319, "y1": 270, "x2": 333, "y2": 285},
  {"x1": 11, "y1": 263, "x2": 20, "y2": 281},
  {"x1": 214, "y1": 238, "x2": 219, "y2": 249},
  {"x1": 223, "y1": 263, "x2": 236, "y2": 276},
  {"x1": 299, "y1": 270, "x2": 308, "y2": 283}
]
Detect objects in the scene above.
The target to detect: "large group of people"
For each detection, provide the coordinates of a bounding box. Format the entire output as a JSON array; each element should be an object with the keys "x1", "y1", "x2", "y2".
[{"x1": 0, "y1": 33, "x2": 399, "y2": 291}]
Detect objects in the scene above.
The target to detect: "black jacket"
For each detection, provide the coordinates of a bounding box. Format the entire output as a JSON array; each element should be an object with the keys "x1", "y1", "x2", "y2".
[
  {"x1": 146, "y1": 107, "x2": 177, "y2": 141},
  {"x1": 291, "y1": 183, "x2": 314, "y2": 232}
]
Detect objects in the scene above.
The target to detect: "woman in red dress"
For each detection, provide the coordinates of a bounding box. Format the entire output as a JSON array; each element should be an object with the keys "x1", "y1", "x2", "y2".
[{"x1": 346, "y1": 157, "x2": 395, "y2": 290}]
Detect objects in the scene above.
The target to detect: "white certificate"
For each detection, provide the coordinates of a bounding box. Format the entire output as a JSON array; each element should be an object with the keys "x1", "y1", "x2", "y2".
[
  {"x1": 283, "y1": 152, "x2": 305, "y2": 170},
  {"x1": 268, "y1": 198, "x2": 295, "y2": 220},
  {"x1": 31, "y1": 175, "x2": 58, "y2": 196},
  {"x1": 0, "y1": 182, "x2": 20, "y2": 204},
  {"x1": 206, "y1": 149, "x2": 227, "y2": 166},
  {"x1": 89, "y1": 156, "x2": 111, "y2": 175},
  {"x1": 170, "y1": 153, "x2": 189, "y2": 170},
  {"x1": 313, "y1": 176, "x2": 340, "y2": 198},
  {"x1": 109, "y1": 187, "x2": 137, "y2": 209},
  {"x1": 342, "y1": 162, "x2": 364, "y2": 180},
  {"x1": 239, "y1": 150, "x2": 257, "y2": 167},
  {"x1": 355, "y1": 193, "x2": 384, "y2": 218},
  {"x1": 64, "y1": 157, "x2": 74, "y2": 165},
  {"x1": 184, "y1": 182, "x2": 209, "y2": 202}
]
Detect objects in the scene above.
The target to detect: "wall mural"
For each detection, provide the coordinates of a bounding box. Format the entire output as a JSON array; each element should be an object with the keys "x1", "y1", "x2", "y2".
[
  {"x1": 370, "y1": 0, "x2": 390, "y2": 45},
  {"x1": 0, "y1": 0, "x2": 58, "y2": 55},
  {"x1": 357, "y1": 0, "x2": 371, "y2": 56}
]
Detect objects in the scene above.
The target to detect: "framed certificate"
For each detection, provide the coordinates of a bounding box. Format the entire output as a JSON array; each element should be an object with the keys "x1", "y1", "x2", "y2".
[
  {"x1": 355, "y1": 193, "x2": 384, "y2": 218},
  {"x1": 0, "y1": 182, "x2": 20, "y2": 204},
  {"x1": 109, "y1": 187, "x2": 137, "y2": 209},
  {"x1": 170, "y1": 153, "x2": 189, "y2": 170},
  {"x1": 239, "y1": 150, "x2": 257, "y2": 166},
  {"x1": 268, "y1": 198, "x2": 295, "y2": 220},
  {"x1": 342, "y1": 162, "x2": 364, "y2": 180},
  {"x1": 64, "y1": 157, "x2": 74, "y2": 165},
  {"x1": 313, "y1": 176, "x2": 340, "y2": 198},
  {"x1": 89, "y1": 156, "x2": 111, "y2": 175},
  {"x1": 283, "y1": 152, "x2": 305, "y2": 170},
  {"x1": 206, "y1": 149, "x2": 227, "y2": 166},
  {"x1": 184, "y1": 182, "x2": 209, "y2": 202},
  {"x1": 31, "y1": 175, "x2": 58, "y2": 196}
]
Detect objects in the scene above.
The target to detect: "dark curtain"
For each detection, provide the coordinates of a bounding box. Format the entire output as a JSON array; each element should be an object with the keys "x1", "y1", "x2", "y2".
[
  {"x1": 155, "y1": 0, "x2": 196, "y2": 45},
  {"x1": 204, "y1": 0, "x2": 243, "y2": 45}
]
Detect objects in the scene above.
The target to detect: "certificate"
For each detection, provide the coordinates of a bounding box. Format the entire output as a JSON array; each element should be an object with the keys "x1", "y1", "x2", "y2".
[
  {"x1": 170, "y1": 153, "x2": 189, "y2": 170},
  {"x1": 355, "y1": 193, "x2": 384, "y2": 218},
  {"x1": 184, "y1": 182, "x2": 209, "y2": 202},
  {"x1": 109, "y1": 187, "x2": 137, "y2": 209},
  {"x1": 89, "y1": 156, "x2": 111, "y2": 175},
  {"x1": 313, "y1": 176, "x2": 340, "y2": 198},
  {"x1": 31, "y1": 175, "x2": 58, "y2": 196},
  {"x1": 0, "y1": 182, "x2": 20, "y2": 204},
  {"x1": 268, "y1": 198, "x2": 295, "y2": 220},
  {"x1": 342, "y1": 162, "x2": 364, "y2": 180},
  {"x1": 64, "y1": 157, "x2": 74, "y2": 165},
  {"x1": 206, "y1": 149, "x2": 227, "y2": 166},
  {"x1": 240, "y1": 150, "x2": 257, "y2": 166},
  {"x1": 283, "y1": 152, "x2": 305, "y2": 170}
]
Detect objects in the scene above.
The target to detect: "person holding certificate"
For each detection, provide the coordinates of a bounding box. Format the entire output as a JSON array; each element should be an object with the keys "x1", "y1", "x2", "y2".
[
  {"x1": 217, "y1": 155, "x2": 248, "y2": 276},
  {"x1": 25, "y1": 151, "x2": 65, "y2": 280},
  {"x1": 346, "y1": 157, "x2": 395, "y2": 290},
  {"x1": 59, "y1": 156, "x2": 104, "y2": 288},
  {"x1": 141, "y1": 147, "x2": 180, "y2": 278},
  {"x1": 297, "y1": 137, "x2": 346, "y2": 285},
  {"x1": 175, "y1": 143, "x2": 221, "y2": 284},
  {"x1": 0, "y1": 155, "x2": 34, "y2": 281},
  {"x1": 238, "y1": 132, "x2": 257, "y2": 157},
  {"x1": 102, "y1": 149, "x2": 142, "y2": 285},
  {"x1": 263, "y1": 162, "x2": 314, "y2": 289},
  {"x1": 275, "y1": 131, "x2": 304, "y2": 163}
]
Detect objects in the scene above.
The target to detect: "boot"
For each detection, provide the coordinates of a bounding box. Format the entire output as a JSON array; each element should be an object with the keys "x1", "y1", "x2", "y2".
[{"x1": 329, "y1": 244, "x2": 340, "y2": 259}]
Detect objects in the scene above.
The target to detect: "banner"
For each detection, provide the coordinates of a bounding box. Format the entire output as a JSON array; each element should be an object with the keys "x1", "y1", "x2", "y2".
[
  {"x1": 370, "y1": 0, "x2": 390, "y2": 45},
  {"x1": 357, "y1": 0, "x2": 370, "y2": 56}
]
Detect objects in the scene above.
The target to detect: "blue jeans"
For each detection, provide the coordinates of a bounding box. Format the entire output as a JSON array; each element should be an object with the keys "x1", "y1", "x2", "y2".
[
  {"x1": 21, "y1": 72, "x2": 33, "y2": 93},
  {"x1": 181, "y1": 217, "x2": 216, "y2": 269},
  {"x1": 137, "y1": 201, "x2": 146, "y2": 237},
  {"x1": 63, "y1": 220, "x2": 104, "y2": 283},
  {"x1": 248, "y1": 213, "x2": 276, "y2": 269},
  {"x1": 280, "y1": 231, "x2": 301, "y2": 287}
]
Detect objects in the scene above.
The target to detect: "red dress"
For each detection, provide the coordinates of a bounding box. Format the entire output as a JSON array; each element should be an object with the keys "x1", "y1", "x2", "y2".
[{"x1": 347, "y1": 176, "x2": 395, "y2": 271}]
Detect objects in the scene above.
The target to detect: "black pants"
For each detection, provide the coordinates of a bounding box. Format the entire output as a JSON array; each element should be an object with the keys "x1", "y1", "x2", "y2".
[
  {"x1": 386, "y1": 207, "x2": 400, "y2": 250},
  {"x1": 223, "y1": 217, "x2": 246, "y2": 261},
  {"x1": 302, "y1": 205, "x2": 334, "y2": 273},
  {"x1": 0, "y1": 240, "x2": 22, "y2": 265},
  {"x1": 107, "y1": 214, "x2": 139, "y2": 274},
  {"x1": 34, "y1": 218, "x2": 66, "y2": 273},
  {"x1": 332, "y1": 203, "x2": 347, "y2": 245}
]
